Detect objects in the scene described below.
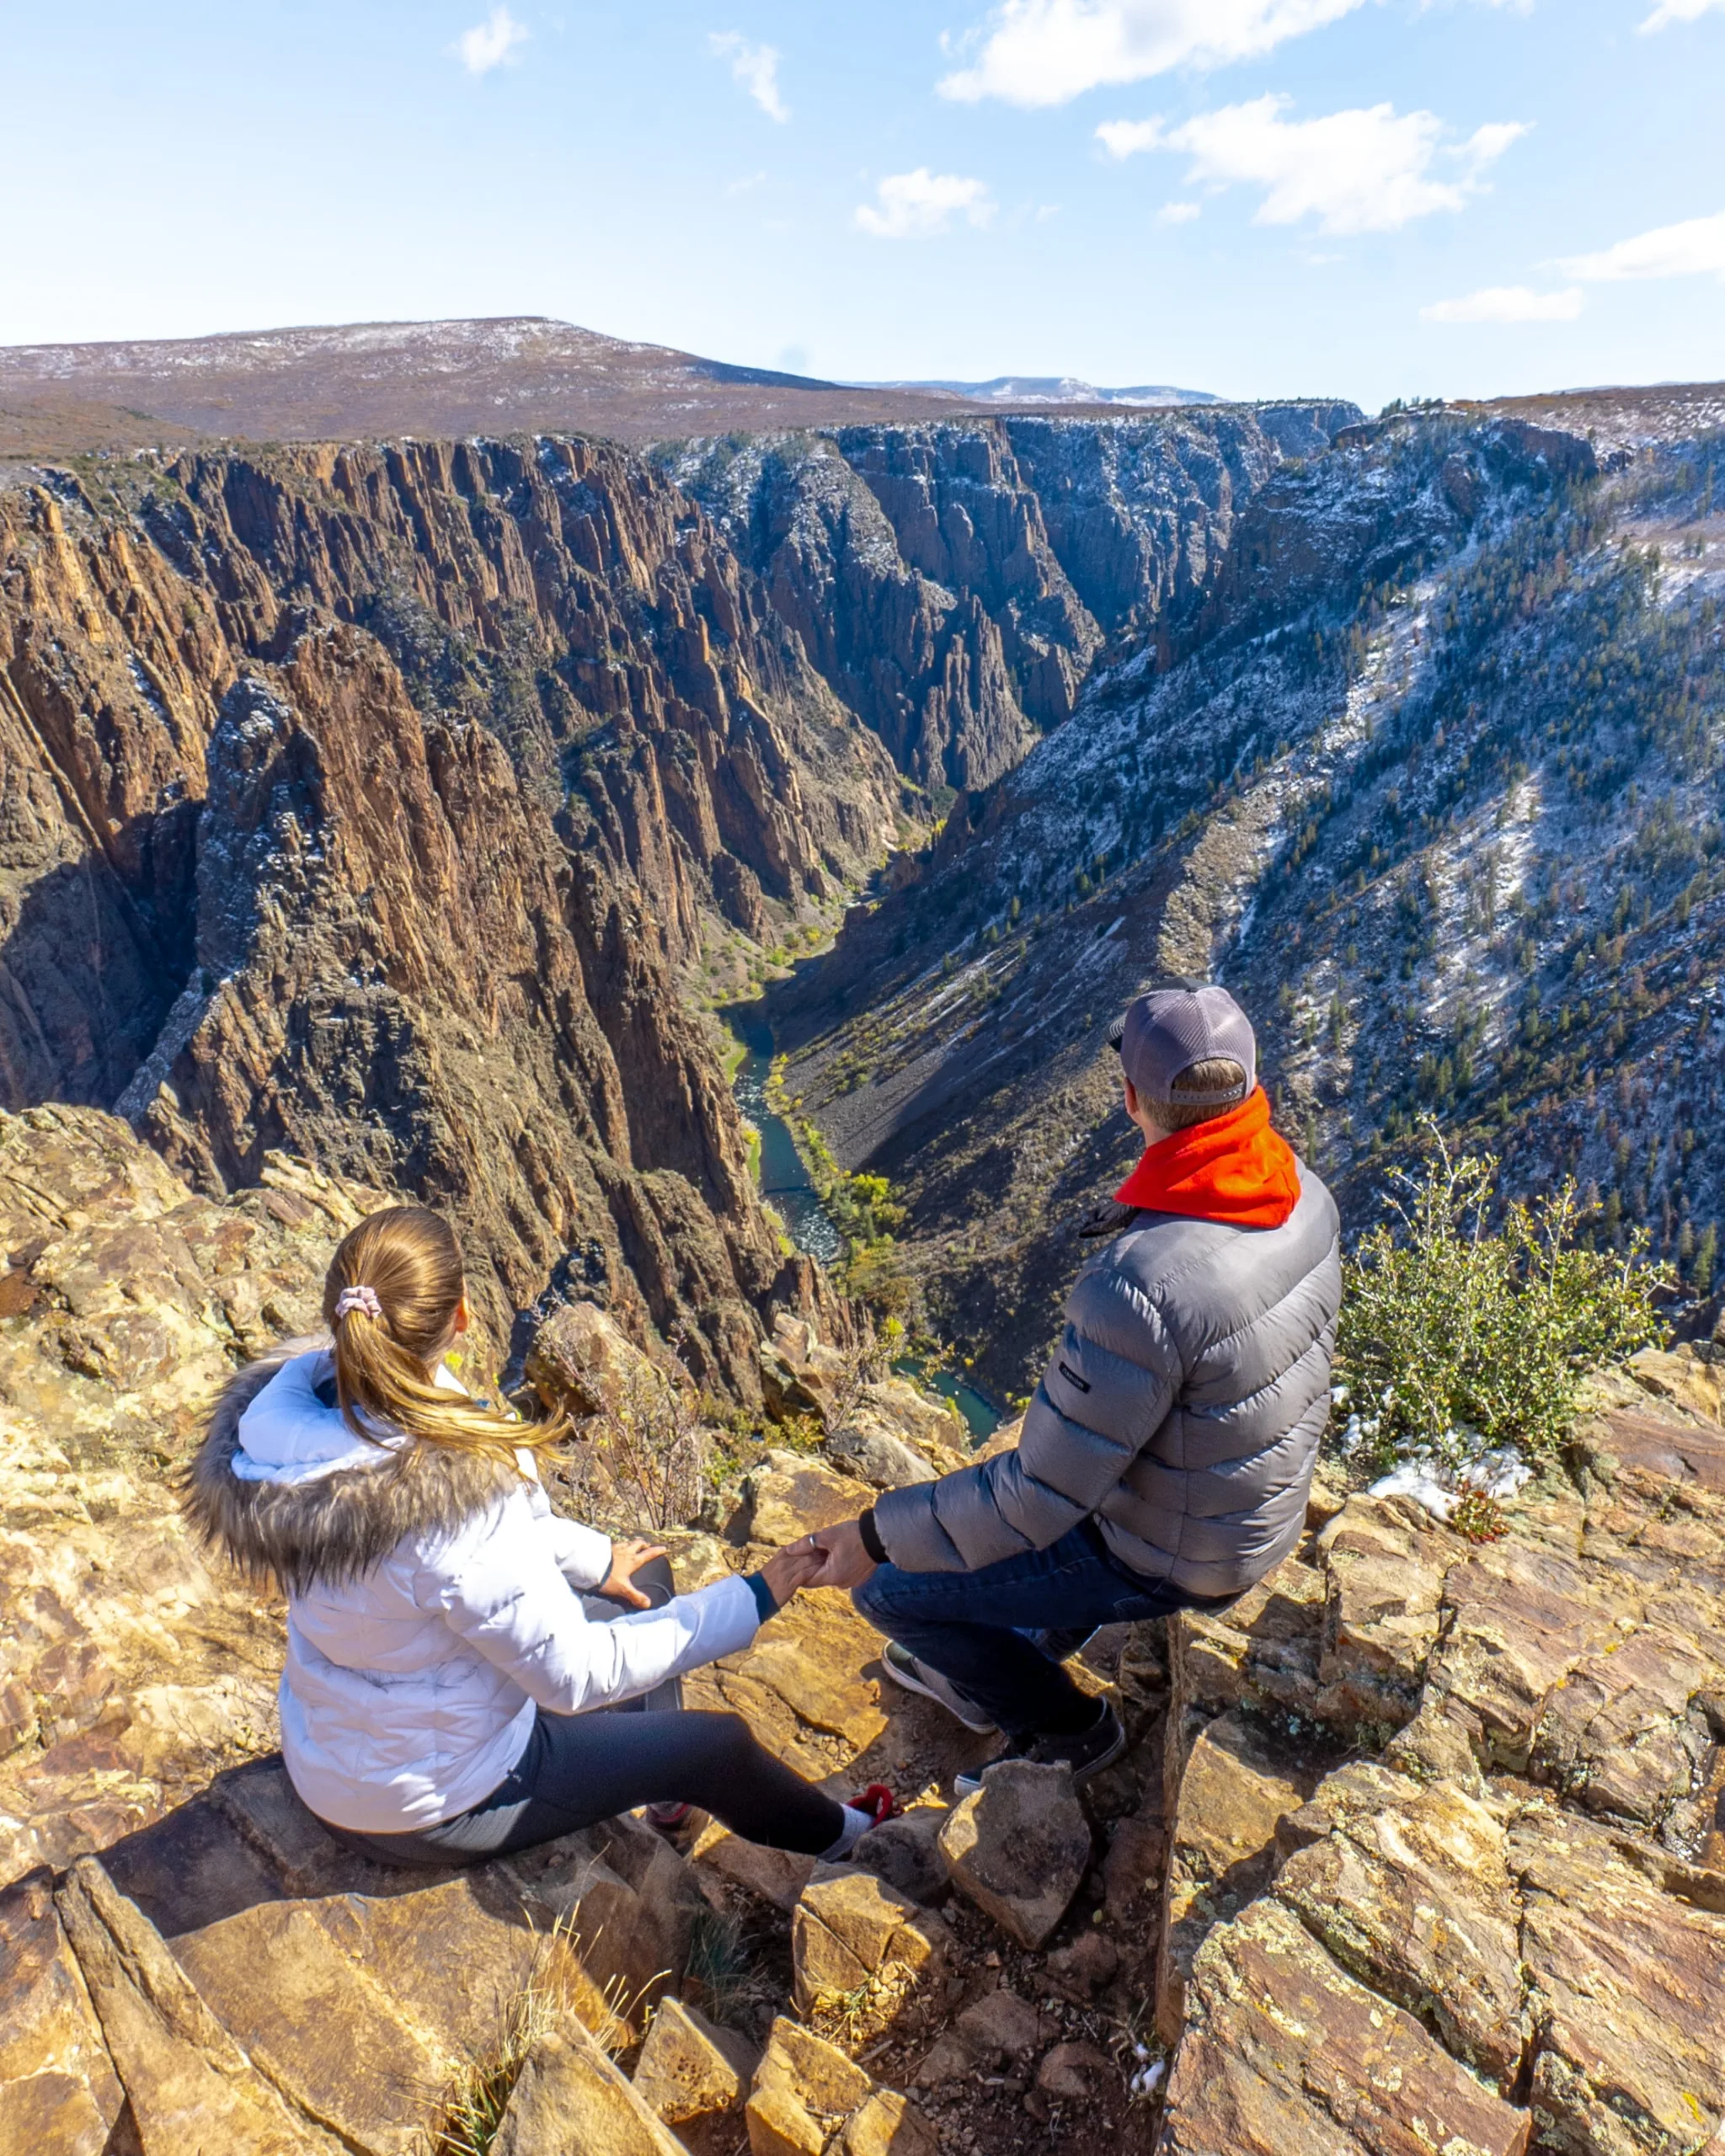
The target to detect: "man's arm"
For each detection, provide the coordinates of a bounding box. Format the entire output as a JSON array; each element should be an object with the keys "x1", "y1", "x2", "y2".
[{"x1": 824, "y1": 1263, "x2": 1180, "y2": 1580}]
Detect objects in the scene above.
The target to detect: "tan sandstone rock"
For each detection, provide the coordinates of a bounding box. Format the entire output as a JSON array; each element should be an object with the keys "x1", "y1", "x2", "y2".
[
  {"x1": 745, "y1": 2017, "x2": 873, "y2": 2156},
  {"x1": 739, "y1": 1450, "x2": 878, "y2": 1547},
  {"x1": 493, "y1": 2022, "x2": 687, "y2": 2156},
  {"x1": 791, "y1": 1865, "x2": 953, "y2": 2017},
  {"x1": 1161, "y1": 1897, "x2": 1531, "y2": 2156},
  {"x1": 937, "y1": 1759, "x2": 1091, "y2": 1950},
  {"x1": 0, "y1": 1867, "x2": 125, "y2": 2156},
  {"x1": 631, "y1": 1996, "x2": 759, "y2": 2156},
  {"x1": 1155, "y1": 1706, "x2": 1319, "y2": 2045}
]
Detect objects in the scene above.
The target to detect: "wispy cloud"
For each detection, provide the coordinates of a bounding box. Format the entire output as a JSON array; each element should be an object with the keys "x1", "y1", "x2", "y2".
[
  {"x1": 1157, "y1": 200, "x2": 1201, "y2": 223},
  {"x1": 1096, "y1": 97, "x2": 1526, "y2": 234},
  {"x1": 1559, "y1": 207, "x2": 1725, "y2": 281},
  {"x1": 1421, "y1": 285, "x2": 1583, "y2": 323},
  {"x1": 1640, "y1": 0, "x2": 1725, "y2": 29},
  {"x1": 940, "y1": 0, "x2": 1367, "y2": 108},
  {"x1": 452, "y1": 5, "x2": 528, "y2": 75},
  {"x1": 709, "y1": 33, "x2": 788, "y2": 121},
  {"x1": 724, "y1": 170, "x2": 769, "y2": 196},
  {"x1": 854, "y1": 169, "x2": 997, "y2": 240}
]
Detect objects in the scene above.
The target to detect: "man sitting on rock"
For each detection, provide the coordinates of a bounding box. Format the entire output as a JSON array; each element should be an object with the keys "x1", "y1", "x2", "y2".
[{"x1": 809, "y1": 981, "x2": 1342, "y2": 1795}]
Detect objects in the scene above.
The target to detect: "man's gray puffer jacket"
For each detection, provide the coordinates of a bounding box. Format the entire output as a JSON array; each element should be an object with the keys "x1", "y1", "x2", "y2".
[{"x1": 873, "y1": 1166, "x2": 1343, "y2": 1599}]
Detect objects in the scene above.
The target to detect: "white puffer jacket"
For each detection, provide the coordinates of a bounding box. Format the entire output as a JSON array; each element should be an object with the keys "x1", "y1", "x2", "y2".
[{"x1": 188, "y1": 1347, "x2": 761, "y2": 1833}]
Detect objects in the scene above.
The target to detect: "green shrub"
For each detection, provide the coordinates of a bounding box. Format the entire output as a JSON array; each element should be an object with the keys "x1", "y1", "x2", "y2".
[{"x1": 1338, "y1": 1126, "x2": 1672, "y2": 1472}]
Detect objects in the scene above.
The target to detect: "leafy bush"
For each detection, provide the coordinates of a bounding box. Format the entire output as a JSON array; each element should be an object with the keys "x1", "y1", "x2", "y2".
[{"x1": 1338, "y1": 1127, "x2": 1672, "y2": 1472}]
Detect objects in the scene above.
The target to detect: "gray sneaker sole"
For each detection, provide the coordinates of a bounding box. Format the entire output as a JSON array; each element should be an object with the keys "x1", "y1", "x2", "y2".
[{"x1": 879, "y1": 1646, "x2": 998, "y2": 1732}]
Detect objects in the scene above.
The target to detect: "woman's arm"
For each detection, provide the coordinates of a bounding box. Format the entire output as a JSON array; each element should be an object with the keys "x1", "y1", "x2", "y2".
[{"x1": 419, "y1": 1495, "x2": 816, "y2": 1715}]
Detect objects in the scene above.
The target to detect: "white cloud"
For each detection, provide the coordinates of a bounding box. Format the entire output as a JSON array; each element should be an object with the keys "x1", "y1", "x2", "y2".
[
  {"x1": 724, "y1": 170, "x2": 768, "y2": 196},
  {"x1": 1095, "y1": 96, "x2": 1526, "y2": 234},
  {"x1": 452, "y1": 5, "x2": 528, "y2": 74},
  {"x1": 1421, "y1": 285, "x2": 1584, "y2": 323},
  {"x1": 709, "y1": 33, "x2": 788, "y2": 122},
  {"x1": 1559, "y1": 207, "x2": 1725, "y2": 281},
  {"x1": 854, "y1": 169, "x2": 997, "y2": 239},
  {"x1": 1158, "y1": 200, "x2": 1201, "y2": 222},
  {"x1": 940, "y1": 0, "x2": 1367, "y2": 108},
  {"x1": 1641, "y1": 0, "x2": 1725, "y2": 29}
]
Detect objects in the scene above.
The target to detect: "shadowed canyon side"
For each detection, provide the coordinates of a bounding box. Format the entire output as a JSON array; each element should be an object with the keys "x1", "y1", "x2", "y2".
[
  {"x1": 0, "y1": 440, "x2": 911, "y2": 1384},
  {"x1": 773, "y1": 396, "x2": 1725, "y2": 1401}
]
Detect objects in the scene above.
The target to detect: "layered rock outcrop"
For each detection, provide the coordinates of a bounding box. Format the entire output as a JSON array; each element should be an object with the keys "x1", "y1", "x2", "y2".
[
  {"x1": 0, "y1": 444, "x2": 896, "y2": 1378},
  {"x1": 662, "y1": 406, "x2": 1354, "y2": 796}
]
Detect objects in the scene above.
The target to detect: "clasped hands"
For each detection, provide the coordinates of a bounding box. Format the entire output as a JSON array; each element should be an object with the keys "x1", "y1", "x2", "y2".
[
  {"x1": 761, "y1": 1516, "x2": 878, "y2": 1604},
  {"x1": 604, "y1": 1519, "x2": 876, "y2": 1614}
]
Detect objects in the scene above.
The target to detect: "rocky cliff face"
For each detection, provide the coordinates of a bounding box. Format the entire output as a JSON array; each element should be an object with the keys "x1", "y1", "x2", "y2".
[
  {"x1": 0, "y1": 443, "x2": 903, "y2": 1381},
  {"x1": 774, "y1": 403, "x2": 1725, "y2": 1399},
  {"x1": 659, "y1": 405, "x2": 1355, "y2": 796}
]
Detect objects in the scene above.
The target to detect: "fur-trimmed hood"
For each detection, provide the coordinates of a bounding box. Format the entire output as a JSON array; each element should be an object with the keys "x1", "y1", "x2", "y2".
[{"x1": 185, "y1": 1342, "x2": 520, "y2": 1593}]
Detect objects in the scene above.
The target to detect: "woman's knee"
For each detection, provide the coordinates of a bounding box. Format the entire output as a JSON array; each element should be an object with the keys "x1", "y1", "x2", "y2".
[{"x1": 632, "y1": 1553, "x2": 676, "y2": 1606}]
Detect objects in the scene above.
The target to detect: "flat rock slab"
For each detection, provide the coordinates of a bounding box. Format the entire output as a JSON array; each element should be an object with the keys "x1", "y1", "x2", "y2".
[
  {"x1": 1513, "y1": 1805, "x2": 1725, "y2": 2155},
  {"x1": 1160, "y1": 1897, "x2": 1530, "y2": 2156},
  {"x1": 1274, "y1": 1766, "x2": 1526, "y2": 2089},
  {"x1": 741, "y1": 1452, "x2": 877, "y2": 1547},
  {"x1": 938, "y1": 1759, "x2": 1091, "y2": 1950}
]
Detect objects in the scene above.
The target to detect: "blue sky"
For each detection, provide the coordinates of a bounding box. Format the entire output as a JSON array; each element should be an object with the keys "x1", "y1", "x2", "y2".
[{"x1": 5, "y1": 0, "x2": 1722, "y2": 409}]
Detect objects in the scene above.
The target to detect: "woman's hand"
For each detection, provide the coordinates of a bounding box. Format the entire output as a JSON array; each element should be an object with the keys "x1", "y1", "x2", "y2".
[
  {"x1": 601, "y1": 1536, "x2": 668, "y2": 1608},
  {"x1": 760, "y1": 1537, "x2": 828, "y2": 1609}
]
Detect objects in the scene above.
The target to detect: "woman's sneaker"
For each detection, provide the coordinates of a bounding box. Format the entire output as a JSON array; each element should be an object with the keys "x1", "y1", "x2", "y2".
[
  {"x1": 953, "y1": 1700, "x2": 1127, "y2": 1800},
  {"x1": 879, "y1": 1642, "x2": 998, "y2": 1732},
  {"x1": 644, "y1": 1801, "x2": 693, "y2": 1831},
  {"x1": 847, "y1": 1783, "x2": 904, "y2": 1830}
]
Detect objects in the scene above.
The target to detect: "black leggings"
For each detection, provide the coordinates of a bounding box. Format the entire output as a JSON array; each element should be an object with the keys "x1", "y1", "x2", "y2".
[{"x1": 323, "y1": 1557, "x2": 846, "y2": 1866}]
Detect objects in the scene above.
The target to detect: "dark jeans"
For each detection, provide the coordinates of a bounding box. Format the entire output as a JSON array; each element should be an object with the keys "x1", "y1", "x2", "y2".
[
  {"x1": 325, "y1": 1556, "x2": 845, "y2": 1865},
  {"x1": 853, "y1": 1519, "x2": 1232, "y2": 1737}
]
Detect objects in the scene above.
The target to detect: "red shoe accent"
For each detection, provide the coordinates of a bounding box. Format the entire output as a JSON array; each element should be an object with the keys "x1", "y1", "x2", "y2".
[
  {"x1": 848, "y1": 1783, "x2": 903, "y2": 1828},
  {"x1": 645, "y1": 1801, "x2": 692, "y2": 1829}
]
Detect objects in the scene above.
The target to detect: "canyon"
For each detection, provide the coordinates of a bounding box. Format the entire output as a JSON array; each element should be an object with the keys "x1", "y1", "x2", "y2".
[{"x1": 3, "y1": 320, "x2": 1725, "y2": 2156}]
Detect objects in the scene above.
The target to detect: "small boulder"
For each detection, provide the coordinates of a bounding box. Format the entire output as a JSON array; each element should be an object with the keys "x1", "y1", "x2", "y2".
[
  {"x1": 689, "y1": 1820, "x2": 816, "y2": 1914},
  {"x1": 745, "y1": 2018, "x2": 873, "y2": 2156},
  {"x1": 494, "y1": 2024, "x2": 685, "y2": 2156},
  {"x1": 1035, "y1": 2041, "x2": 1114, "y2": 2103},
  {"x1": 937, "y1": 1761, "x2": 1092, "y2": 1950},
  {"x1": 735, "y1": 1452, "x2": 875, "y2": 1548},
  {"x1": 1045, "y1": 1929, "x2": 1119, "y2": 2000},
  {"x1": 791, "y1": 1867, "x2": 952, "y2": 2017},
  {"x1": 953, "y1": 1987, "x2": 1044, "y2": 2062},
  {"x1": 631, "y1": 1998, "x2": 758, "y2": 2156},
  {"x1": 850, "y1": 1805, "x2": 950, "y2": 1907},
  {"x1": 524, "y1": 1300, "x2": 661, "y2": 1418}
]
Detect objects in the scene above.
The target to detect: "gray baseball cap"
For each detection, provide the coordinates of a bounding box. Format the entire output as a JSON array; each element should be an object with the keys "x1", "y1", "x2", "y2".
[{"x1": 1108, "y1": 980, "x2": 1256, "y2": 1107}]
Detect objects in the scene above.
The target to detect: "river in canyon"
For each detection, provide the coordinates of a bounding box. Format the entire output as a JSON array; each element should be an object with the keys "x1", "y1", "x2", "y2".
[{"x1": 726, "y1": 1004, "x2": 1001, "y2": 1439}]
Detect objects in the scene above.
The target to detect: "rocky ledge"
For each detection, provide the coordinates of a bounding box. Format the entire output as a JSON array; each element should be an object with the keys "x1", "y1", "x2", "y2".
[{"x1": 5, "y1": 1102, "x2": 1725, "y2": 2155}]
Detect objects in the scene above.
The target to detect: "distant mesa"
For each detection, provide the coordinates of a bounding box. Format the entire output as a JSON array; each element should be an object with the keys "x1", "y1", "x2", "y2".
[
  {"x1": 0, "y1": 317, "x2": 1220, "y2": 458},
  {"x1": 860, "y1": 374, "x2": 1220, "y2": 408}
]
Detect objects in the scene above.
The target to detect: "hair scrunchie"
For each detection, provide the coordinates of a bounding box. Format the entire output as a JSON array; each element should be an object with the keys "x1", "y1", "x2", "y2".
[{"x1": 334, "y1": 1283, "x2": 383, "y2": 1321}]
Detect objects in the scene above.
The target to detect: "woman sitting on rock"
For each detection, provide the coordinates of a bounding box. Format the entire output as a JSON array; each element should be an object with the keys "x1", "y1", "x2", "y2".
[{"x1": 188, "y1": 1204, "x2": 895, "y2": 1866}]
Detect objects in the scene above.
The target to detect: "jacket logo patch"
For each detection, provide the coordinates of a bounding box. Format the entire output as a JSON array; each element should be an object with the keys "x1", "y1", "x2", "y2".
[{"x1": 1057, "y1": 1359, "x2": 1092, "y2": 1394}]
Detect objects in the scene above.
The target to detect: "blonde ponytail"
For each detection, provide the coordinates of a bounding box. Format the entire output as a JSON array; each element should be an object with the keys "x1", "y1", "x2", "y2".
[{"x1": 323, "y1": 1208, "x2": 564, "y2": 1464}]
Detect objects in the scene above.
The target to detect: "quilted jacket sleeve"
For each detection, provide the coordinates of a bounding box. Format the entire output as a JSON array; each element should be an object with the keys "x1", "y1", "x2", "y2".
[
  {"x1": 418, "y1": 1490, "x2": 759, "y2": 1713},
  {"x1": 872, "y1": 1257, "x2": 1183, "y2": 1573}
]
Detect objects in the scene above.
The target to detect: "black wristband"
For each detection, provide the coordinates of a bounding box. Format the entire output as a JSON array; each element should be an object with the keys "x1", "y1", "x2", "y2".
[{"x1": 858, "y1": 1508, "x2": 888, "y2": 1566}]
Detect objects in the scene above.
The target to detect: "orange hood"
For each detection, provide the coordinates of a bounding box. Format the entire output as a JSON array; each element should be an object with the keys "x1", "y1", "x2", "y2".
[{"x1": 1114, "y1": 1086, "x2": 1300, "y2": 1229}]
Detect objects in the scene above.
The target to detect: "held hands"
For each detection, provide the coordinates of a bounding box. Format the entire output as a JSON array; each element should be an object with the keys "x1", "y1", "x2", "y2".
[
  {"x1": 760, "y1": 1538, "x2": 827, "y2": 1609},
  {"x1": 806, "y1": 1518, "x2": 878, "y2": 1592},
  {"x1": 601, "y1": 1536, "x2": 668, "y2": 1609}
]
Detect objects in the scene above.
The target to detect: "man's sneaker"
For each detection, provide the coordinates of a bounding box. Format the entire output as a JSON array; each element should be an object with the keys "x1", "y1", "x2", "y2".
[
  {"x1": 879, "y1": 1642, "x2": 998, "y2": 1732},
  {"x1": 953, "y1": 1700, "x2": 1127, "y2": 1800}
]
